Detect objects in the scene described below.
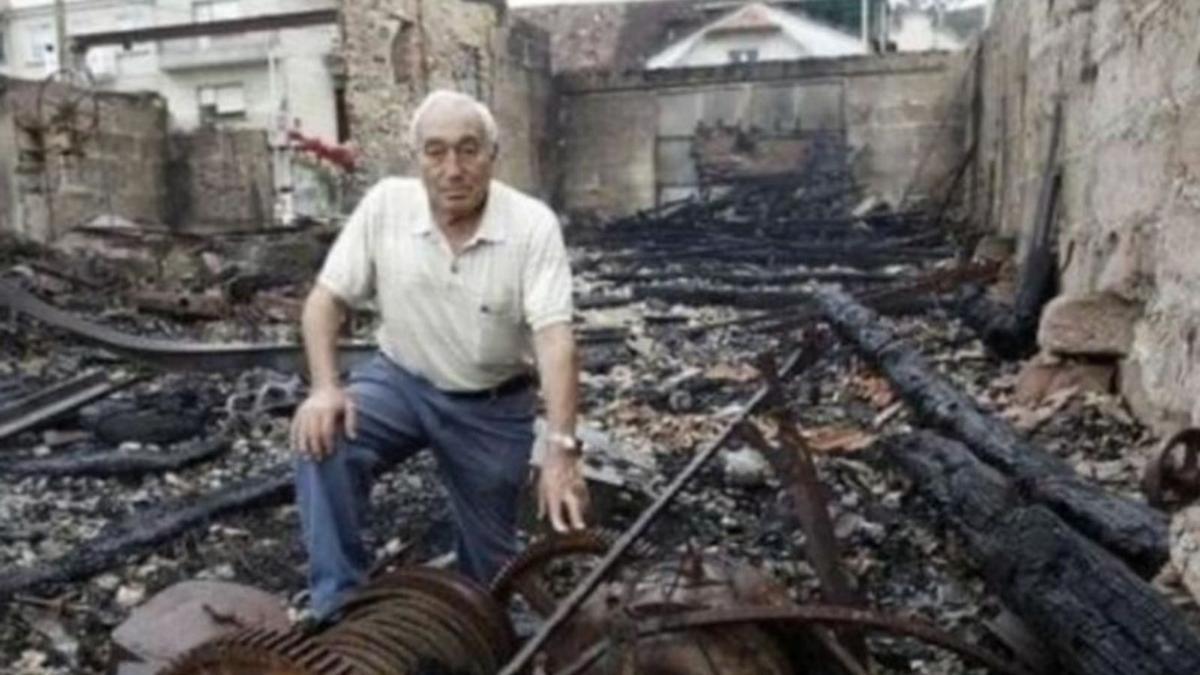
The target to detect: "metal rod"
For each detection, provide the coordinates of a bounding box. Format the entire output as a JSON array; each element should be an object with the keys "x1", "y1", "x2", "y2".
[
  {"x1": 499, "y1": 346, "x2": 814, "y2": 674},
  {"x1": 550, "y1": 605, "x2": 1032, "y2": 675},
  {"x1": 635, "y1": 606, "x2": 1033, "y2": 675}
]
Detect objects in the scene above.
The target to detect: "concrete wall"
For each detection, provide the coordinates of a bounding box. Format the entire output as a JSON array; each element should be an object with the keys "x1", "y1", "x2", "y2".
[
  {"x1": 559, "y1": 87, "x2": 658, "y2": 216},
  {"x1": 0, "y1": 76, "x2": 167, "y2": 241},
  {"x1": 165, "y1": 127, "x2": 273, "y2": 231},
  {"x1": 338, "y1": 0, "x2": 555, "y2": 199},
  {"x1": 970, "y1": 0, "x2": 1200, "y2": 430},
  {"x1": 557, "y1": 52, "x2": 968, "y2": 219}
]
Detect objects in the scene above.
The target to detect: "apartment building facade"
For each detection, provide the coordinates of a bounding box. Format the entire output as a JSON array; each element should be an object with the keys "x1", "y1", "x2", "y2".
[{"x1": 0, "y1": 0, "x2": 339, "y2": 140}]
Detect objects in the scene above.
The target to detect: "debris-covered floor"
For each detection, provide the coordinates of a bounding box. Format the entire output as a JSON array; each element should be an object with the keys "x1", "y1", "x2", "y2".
[{"x1": 1, "y1": 182, "x2": 1198, "y2": 674}]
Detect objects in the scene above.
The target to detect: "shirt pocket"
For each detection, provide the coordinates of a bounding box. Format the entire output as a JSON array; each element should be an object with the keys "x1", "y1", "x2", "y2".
[{"x1": 473, "y1": 284, "x2": 525, "y2": 369}]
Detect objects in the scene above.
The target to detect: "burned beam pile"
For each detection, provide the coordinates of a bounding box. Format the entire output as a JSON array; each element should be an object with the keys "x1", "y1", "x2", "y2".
[
  {"x1": 572, "y1": 177, "x2": 952, "y2": 289},
  {"x1": 2, "y1": 162, "x2": 1198, "y2": 675},
  {"x1": 810, "y1": 288, "x2": 1200, "y2": 675}
]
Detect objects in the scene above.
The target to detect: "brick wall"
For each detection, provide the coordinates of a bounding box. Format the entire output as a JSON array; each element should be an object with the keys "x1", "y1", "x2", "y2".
[
  {"x1": 971, "y1": 0, "x2": 1200, "y2": 430},
  {"x1": 166, "y1": 128, "x2": 274, "y2": 232},
  {"x1": 556, "y1": 52, "x2": 969, "y2": 219},
  {"x1": 338, "y1": 0, "x2": 555, "y2": 199},
  {"x1": 0, "y1": 76, "x2": 168, "y2": 241}
]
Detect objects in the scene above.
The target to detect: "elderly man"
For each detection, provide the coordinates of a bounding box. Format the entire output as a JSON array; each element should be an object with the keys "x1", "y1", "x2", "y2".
[{"x1": 290, "y1": 90, "x2": 587, "y2": 620}]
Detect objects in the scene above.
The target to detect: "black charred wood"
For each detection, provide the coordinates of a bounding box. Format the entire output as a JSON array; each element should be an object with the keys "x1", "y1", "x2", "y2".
[
  {"x1": 94, "y1": 409, "x2": 206, "y2": 446},
  {"x1": 632, "y1": 285, "x2": 814, "y2": 309},
  {"x1": 959, "y1": 106, "x2": 1063, "y2": 359},
  {"x1": 884, "y1": 432, "x2": 1200, "y2": 675},
  {"x1": 812, "y1": 286, "x2": 1168, "y2": 574},
  {"x1": 955, "y1": 285, "x2": 1036, "y2": 359},
  {"x1": 0, "y1": 464, "x2": 292, "y2": 599},
  {"x1": 596, "y1": 268, "x2": 900, "y2": 287},
  {"x1": 0, "y1": 438, "x2": 228, "y2": 478},
  {"x1": 575, "y1": 294, "x2": 633, "y2": 310}
]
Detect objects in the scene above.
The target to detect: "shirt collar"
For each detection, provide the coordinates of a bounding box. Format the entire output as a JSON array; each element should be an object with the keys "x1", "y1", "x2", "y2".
[{"x1": 410, "y1": 180, "x2": 506, "y2": 244}]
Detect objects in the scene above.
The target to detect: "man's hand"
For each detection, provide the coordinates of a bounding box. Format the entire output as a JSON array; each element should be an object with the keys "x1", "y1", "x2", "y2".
[
  {"x1": 290, "y1": 386, "x2": 358, "y2": 461},
  {"x1": 537, "y1": 447, "x2": 588, "y2": 533}
]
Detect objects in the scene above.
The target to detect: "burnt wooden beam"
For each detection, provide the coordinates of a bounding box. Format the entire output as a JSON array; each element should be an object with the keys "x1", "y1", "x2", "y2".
[
  {"x1": 0, "y1": 438, "x2": 228, "y2": 478},
  {"x1": 883, "y1": 432, "x2": 1200, "y2": 675},
  {"x1": 957, "y1": 103, "x2": 1063, "y2": 359},
  {"x1": 0, "y1": 464, "x2": 292, "y2": 599},
  {"x1": 632, "y1": 284, "x2": 813, "y2": 309},
  {"x1": 812, "y1": 285, "x2": 1168, "y2": 574},
  {"x1": 596, "y1": 268, "x2": 900, "y2": 287}
]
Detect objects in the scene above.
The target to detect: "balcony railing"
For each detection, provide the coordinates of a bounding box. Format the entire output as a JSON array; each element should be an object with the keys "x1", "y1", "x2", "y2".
[{"x1": 158, "y1": 33, "x2": 270, "y2": 71}]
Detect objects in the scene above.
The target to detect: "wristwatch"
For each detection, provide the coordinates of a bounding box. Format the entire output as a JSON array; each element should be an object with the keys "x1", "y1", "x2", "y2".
[{"x1": 547, "y1": 431, "x2": 582, "y2": 457}]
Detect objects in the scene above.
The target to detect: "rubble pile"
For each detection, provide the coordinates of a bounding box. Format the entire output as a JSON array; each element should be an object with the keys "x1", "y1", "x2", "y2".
[{"x1": 0, "y1": 180, "x2": 1197, "y2": 673}]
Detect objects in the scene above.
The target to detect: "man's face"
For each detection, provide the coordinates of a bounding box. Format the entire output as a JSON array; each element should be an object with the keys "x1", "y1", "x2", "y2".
[{"x1": 417, "y1": 103, "x2": 495, "y2": 220}]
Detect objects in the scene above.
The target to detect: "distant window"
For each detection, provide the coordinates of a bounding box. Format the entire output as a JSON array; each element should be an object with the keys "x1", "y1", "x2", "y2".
[
  {"x1": 0, "y1": 31, "x2": 7, "y2": 65},
  {"x1": 455, "y1": 45, "x2": 483, "y2": 100},
  {"x1": 729, "y1": 49, "x2": 759, "y2": 64},
  {"x1": 193, "y1": 0, "x2": 241, "y2": 23},
  {"x1": 198, "y1": 83, "x2": 247, "y2": 123},
  {"x1": 391, "y1": 20, "x2": 415, "y2": 84},
  {"x1": 116, "y1": 8, "x2": 151, "y2": 54},
  {"x1": 193, "y1": 0, "x2": 240, "y2": 49},
  {"x1": 28, "y1": 23, "x2": 56, "y2": 66}
]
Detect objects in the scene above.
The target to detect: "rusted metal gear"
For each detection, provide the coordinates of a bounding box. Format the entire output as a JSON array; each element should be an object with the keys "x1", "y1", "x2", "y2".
[
  {"x1": 490, "y1": 528, "x2": 654, "y2": 616},
  {"x1": 165, "y1": 626, "x2": 348, "y2": 675},
  {"x1": 1143, "y1": 428, "x2": 1200, "y2": 508},
  {"x1": 537, "y1": 554, "x2": 801, "y2": 675},
  {"x1": 165, "y1": 566, "x2": 513, "y2": 675}
]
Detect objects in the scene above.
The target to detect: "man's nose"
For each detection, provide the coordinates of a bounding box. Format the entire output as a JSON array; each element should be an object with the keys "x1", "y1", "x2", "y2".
[{"x1": 443, "y1": 150, "x2": 465, "y2": 178}]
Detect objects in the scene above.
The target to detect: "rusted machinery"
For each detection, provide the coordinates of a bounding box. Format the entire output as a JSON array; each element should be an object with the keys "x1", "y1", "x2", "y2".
[
  {"x1": 167, "y1": 527, "x2": 1029, "y2": 675},
  {"x1": 1143, "y1": 427, "x2": 1200, "y2": 508},
  {"x1": 165, "y1": 567, "x2": 515, "y2": 675}
]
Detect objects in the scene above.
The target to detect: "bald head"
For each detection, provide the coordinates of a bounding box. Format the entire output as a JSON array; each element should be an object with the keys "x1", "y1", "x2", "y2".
[
  {"x1": 412, "y1": 91, "x2": 498, "y2": 223},
  {"x1": 409, "y1": 90, "x2": 499, "y2": 154}
]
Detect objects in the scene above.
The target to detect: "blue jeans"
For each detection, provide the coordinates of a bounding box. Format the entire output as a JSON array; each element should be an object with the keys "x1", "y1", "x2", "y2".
[{"x1": 294, "y1": 354, "x2": 536, "y2": 619}]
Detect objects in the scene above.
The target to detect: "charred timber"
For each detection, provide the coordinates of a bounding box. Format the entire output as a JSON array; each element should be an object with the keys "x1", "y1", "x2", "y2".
[
  {"x1": 884, "y1": 432, "x2": 1200, "y2": 675},
  {"x1": 632, "y1": 285, "x2": 814, "y2": 309},
  {"x1": 957, "y1": 106, "x2": 1063, "y2": 359},
  {"x1": 596, "y1": 269, "x2": 900, "y2": 287},
  {"x1": 580, "y1": 245, "x2": 953, "y2": 273},
  {"x1": 0, "y1": 464, "x2": 291, "y2": 599},
  {"x1": 0, "y1": 438, "x2": 228, "y2": 478},
  {"x1": 812, "y1": 285, "x2": 1168, "y2": 574},
  {"x1": 955, "y1": 285, "x2": 1036, "y2": 359}
]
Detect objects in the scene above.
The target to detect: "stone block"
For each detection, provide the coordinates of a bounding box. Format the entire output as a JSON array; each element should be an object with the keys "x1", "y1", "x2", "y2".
[
  {"x1": 111, "y1": 580, "x2": 288, "y2": 666},
  {"x1": 1014, "y1": 352, "x2": 1115, "y2": 405},
  {"x1": 1037, "y1": 292, "x2": 1141, "y2": 357},
  {"x1": 1170, "y1": 505, "x2": 1200, "y2": 606}
]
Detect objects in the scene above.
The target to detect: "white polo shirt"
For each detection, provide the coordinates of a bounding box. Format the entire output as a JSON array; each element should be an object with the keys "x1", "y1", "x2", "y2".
[{"x1": 317, "y1": 177, "x2": 574, "y2": 392}]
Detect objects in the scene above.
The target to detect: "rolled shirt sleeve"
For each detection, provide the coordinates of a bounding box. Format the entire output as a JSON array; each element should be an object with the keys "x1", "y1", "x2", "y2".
[
  {"x1": 316, "y1": 182, "x2": 381, "y2": 307},
  {"x1": 522, "y1": 209, "x2": 574, "y2": 332}
]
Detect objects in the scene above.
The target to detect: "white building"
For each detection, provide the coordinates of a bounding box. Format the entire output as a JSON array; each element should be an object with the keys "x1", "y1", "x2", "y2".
[
  {"x1": 646, "y1": 2, "x2": 867, "y2": 70},
  {"x1": 883, "y1": 0, "x2": 989, "y2": 53},
  {"x1": 0, "y1": 0, "x2": 340, "y2": 141}
]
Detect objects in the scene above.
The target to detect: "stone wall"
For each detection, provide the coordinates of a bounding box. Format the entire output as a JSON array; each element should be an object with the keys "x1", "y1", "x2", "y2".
[
  {"x1": 165, "y1": 128, "x2": 274, "y2": 232},
  {"x1": 338, "y1": 0, "x2": 555, "y2": 199},
  {"x1": 555, "y1": 52, "x2": 969, "y2": 219},
  {"x1": 971, "y1": 0, "x2": 1200, "y2": 430},
  {"x1": 0, "y1": 77, "x2": 168, "y2": 241}
]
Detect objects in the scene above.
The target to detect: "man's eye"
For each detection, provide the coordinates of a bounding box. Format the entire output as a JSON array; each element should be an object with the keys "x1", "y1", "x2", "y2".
[
  {"x1": 459, "y1": 144, "x2": 480, "y2": 157},
  {"x1": 424, "y1": 145, "x2": 446, "y2": 157}
]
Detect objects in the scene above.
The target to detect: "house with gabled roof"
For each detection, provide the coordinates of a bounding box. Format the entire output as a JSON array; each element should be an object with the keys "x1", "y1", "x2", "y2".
[{"x1": 646, "y1": 2, "x2": 867, "y2": 69}]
